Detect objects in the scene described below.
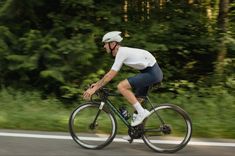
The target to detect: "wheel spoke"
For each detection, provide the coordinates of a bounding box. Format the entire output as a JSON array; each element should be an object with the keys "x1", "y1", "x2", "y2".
[
  {"x1": 69, "y1": 102, "x2": 117, "y2": 149},
  {"x1": 142, "y1": 104, "x2": 192, "y2": 153}
]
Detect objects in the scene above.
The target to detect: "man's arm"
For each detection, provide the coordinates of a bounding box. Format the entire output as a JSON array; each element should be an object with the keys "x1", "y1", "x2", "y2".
[
  {"x1": 93, "y1": 69, "x2": 118, "y2": 90},
  {"x1": 83, "y1": 69, "x2": 117, "y2": 100}
]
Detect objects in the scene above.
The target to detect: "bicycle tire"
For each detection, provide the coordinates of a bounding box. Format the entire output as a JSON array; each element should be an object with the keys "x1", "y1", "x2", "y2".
[
  {"x1": 69, "y1": 102, "x2": 117, "y2": 149},
  {"x1": 142, "y1": 103, "x2": 192, "y2": 153}
]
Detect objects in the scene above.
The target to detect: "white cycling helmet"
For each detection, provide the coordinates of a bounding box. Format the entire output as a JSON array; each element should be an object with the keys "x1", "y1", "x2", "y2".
[{"x1": 102, "y1": 31, "x2": 123, "y2": 43}]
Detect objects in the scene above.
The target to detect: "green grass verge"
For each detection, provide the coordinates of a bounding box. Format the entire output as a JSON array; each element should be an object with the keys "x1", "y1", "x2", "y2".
[
  {"x1": 0, "y1": 87, "x2": 234, "y2": 139},
  {"x1": 0, "y1": 88, "x2": 70, "y2": 131}
]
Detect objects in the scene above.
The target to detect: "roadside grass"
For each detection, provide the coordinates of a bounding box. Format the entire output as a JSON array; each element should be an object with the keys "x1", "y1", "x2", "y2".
[
  {"x1": 0, "y1": 87, "x2": 234, "y2": 139},
  {"x1": 0, "y1": 88, "x2": 70, "y2": 131},
  {"x1": 150, "y1": 90, "x2": 235, "y2": 139}
]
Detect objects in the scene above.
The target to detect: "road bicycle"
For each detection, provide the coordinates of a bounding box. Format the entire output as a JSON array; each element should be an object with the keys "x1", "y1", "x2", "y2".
[{"x1": 69, "y1": 87, "x2": 192, "y2": 153}]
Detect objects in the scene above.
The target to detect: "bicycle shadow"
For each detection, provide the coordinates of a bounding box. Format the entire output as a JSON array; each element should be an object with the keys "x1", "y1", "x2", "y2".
[{"x1": 101, "y1": 142, "x2": 191, "y2": 156}]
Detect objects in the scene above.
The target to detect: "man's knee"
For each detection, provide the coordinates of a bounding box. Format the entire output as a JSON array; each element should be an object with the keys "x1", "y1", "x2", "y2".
[
  {"x1": 117, "y1": 82, "x2": 125, "y2": 92},
  {"x1": 117, "y1": 80, "x2": 130, "y2": 93}
]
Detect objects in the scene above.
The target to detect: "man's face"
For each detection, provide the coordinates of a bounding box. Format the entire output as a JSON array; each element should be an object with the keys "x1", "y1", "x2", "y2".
[
  {"x1": 103, "y1": 42, "x2": 111, "y2": 53},
  {"x1": 103, "y1": 42, "x2": 116, "y2": 54}
]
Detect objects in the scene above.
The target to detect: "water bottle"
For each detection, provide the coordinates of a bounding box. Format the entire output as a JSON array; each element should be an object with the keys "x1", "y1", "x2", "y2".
[{"x1": 119, "y1": 106, "x2": 130, "y2": 120}]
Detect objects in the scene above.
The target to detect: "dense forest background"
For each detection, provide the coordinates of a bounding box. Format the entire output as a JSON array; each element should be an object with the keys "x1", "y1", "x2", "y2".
[
  {"x1": 0, "y1": 0, "x2": 234, "y2": 138},
  {"x1": 0, "y1": 0, "x2": 234, "y2": 98}
]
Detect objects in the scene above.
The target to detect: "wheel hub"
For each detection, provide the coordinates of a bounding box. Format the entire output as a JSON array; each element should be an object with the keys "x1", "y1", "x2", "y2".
[
  {"x1": 161, "y1": 124, "x2": 171, "y2": 134},
  {"x1": 89, "y1": 122, "x2": 98, "y2": 130}
]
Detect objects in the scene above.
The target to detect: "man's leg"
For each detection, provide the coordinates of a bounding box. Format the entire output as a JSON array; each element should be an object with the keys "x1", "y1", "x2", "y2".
[
  {"x1": 117, "y1": 79, "x2": 138, "y2": 105},
  {"x1": 117, "y1": 79, "x2": 146, "y2": 105},
  {"x1": 135, "y1": 86, "x2": 149, "y2": 104},
  {"x1": 117, "y1": 79, "x2": 150, "y2": 126}
]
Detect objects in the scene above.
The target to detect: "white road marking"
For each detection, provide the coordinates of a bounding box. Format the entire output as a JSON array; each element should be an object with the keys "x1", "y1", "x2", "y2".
[
  {"x1": 0, "y1": 132, "x2": 235, "y2": 147},
  {"x1": 0, "y1": 132, "x2": 71, "y2": 140}
]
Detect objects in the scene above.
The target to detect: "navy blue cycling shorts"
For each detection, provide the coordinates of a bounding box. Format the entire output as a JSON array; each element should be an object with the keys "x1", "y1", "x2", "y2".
[{"x1": 127, "y1": 63, "x2": 163, "y2": 97}]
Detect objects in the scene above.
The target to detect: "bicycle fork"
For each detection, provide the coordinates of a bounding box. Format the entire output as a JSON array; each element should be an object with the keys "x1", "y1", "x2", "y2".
[{"x1": 90, "y1": 102, "x2": 105, "y2": 130}]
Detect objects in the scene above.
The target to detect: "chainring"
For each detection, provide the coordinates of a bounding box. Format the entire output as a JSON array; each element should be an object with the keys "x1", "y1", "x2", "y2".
[{"x1": 128, "y1": 124, "x2": 144, "y2": 139}]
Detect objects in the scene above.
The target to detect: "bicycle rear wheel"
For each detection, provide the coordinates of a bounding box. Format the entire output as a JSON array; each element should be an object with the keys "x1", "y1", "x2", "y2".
[
  {"x1": 142, "y1": 104, "x2": 192, "y2": 153},
  {"x1": 69, "y1": 102, "x2": 117, "y2": 149}
]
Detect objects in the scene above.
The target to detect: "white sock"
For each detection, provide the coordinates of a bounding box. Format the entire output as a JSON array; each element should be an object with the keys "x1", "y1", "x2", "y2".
[{"x1": 133, "y1": 102, "x2": 145, "y2": 114}]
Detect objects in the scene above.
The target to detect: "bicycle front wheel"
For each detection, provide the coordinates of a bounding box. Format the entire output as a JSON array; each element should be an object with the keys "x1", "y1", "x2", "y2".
[
  {"x1": 142, "y1": 104, "x2": 192, "y2": 153},
  {"x1": 69, "y1": 102, "x2": 117, "y2": 149}
]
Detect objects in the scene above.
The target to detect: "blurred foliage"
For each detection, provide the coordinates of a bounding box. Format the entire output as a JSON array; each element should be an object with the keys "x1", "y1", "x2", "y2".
[
  {"x1": 0, "y1": 0, "x2": 234, "y2": 100},
  {"x1": 0, "y1": 0, "x2": 235, "y2": 138},
  {"x1": 0, "y1": 86, "x2": 234, "y2": 138},
  {"x1": 0, "y1": 87, "x2": 70, "y2": 131}
]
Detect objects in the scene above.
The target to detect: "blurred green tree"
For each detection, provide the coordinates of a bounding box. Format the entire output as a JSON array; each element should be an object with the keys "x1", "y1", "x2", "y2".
[{"x1": 0, "y1": 0, "x2": 234, "y2": 99}]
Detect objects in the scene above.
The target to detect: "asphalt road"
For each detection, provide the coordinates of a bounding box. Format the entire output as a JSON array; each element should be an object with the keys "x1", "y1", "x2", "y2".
[{"x1": 0, "y1": 129, "x2": 235, "y2": 156}]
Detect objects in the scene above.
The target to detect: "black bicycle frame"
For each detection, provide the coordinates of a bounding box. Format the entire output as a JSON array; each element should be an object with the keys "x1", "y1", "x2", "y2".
[
  {"x1": 104, "y1": 98, "x2": 131, "y2": 127},
  {"x1": 95, "y1": 90, "x2": 166, "y2": 129},
  {"x1": 146, "y1": 96, "x2": 166, "y2": 125}
]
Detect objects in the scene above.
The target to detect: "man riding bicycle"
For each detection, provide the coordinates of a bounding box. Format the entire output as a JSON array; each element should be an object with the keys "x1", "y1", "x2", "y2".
[{"x1": 83, "y1": 31, "x2": 163, "y2": 127}]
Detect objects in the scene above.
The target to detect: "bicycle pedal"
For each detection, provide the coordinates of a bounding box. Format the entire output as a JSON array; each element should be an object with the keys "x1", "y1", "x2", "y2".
[{"x1": 128, "y1": 138, "x2": 134, "y2": 144}]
